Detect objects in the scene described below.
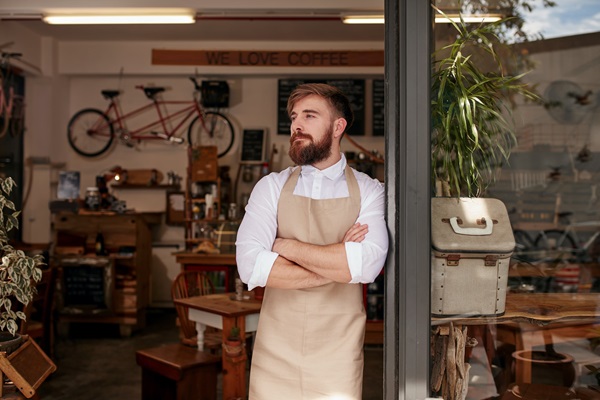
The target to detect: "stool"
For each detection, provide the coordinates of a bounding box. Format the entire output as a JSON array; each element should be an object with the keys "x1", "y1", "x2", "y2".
[{"x1": 136, "y1": 343, "x2": 221, "y2": 400}]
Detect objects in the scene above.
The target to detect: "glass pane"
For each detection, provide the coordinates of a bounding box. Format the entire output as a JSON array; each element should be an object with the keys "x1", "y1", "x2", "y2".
[{"x1": 431, "y1": 1, "x2": 600, "y2": 399}]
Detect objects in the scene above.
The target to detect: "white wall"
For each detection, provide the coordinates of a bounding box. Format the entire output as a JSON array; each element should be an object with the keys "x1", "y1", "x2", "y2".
[{"x1": 16, "y1": 36, "x2": 384, "y2": 305}]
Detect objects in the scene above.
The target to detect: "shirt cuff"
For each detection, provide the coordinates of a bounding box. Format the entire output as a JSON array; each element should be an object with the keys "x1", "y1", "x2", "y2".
[
  {"x1": 345, "y1": 242, "x2": 363, "y2": 283},
  {"x1": 247, "y1": 250, "x2": 279, "y2": 290}
]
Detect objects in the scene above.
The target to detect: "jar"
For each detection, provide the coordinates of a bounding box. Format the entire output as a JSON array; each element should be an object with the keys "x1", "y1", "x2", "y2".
[
  {"x1": 85, "y1": 187, "x2": 100, "y2": 210},
  {"x1": 228, "y1": 203, "x2": 238, "y2": 220}
]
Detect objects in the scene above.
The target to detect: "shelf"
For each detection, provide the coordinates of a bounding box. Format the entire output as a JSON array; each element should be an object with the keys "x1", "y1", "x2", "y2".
[{"x1": 111, "y1": 184, "x2": 180, "y2": 190}]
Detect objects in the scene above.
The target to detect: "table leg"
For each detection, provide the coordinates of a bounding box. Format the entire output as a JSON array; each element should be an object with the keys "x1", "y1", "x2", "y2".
[
  {"x1": 221, "y1": 316, "x2": 248, "y2": 400},
  {"x1": 195, "y1": 322, "x2": 206, "y2": 351}
]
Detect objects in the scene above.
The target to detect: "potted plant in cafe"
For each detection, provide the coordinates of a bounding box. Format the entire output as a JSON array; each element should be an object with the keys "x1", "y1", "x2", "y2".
[
  {"x1": 223, "y1": 326, "x2": 243, "y2": 357},
  {"x1": 429, "y1": 9, "x2": 540, "y2": 400},
  {"x1": 0, "y1": 177, "x2": 44, "y2": 350},
  {"x1": 431, "y1": 7, "x2": 539, "y2": 198}
]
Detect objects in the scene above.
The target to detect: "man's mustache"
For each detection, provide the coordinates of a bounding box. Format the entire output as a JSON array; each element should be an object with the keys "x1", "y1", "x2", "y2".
[{"x1": 291, "y1": 132, "x2": 312, "y2": 142}]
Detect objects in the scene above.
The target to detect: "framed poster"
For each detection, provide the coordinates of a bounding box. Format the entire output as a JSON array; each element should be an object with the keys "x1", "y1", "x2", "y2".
[
  {"x1": 240, "y1": 128, "x2": 267, "y2": 163},
  {"x1": 166, "y1": 191, "x2": 185, "y2": 225}
]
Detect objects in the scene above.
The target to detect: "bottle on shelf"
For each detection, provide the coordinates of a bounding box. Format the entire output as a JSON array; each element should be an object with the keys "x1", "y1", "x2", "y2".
[{"x1": 95, "y1": 232, "x2": 107, "y2": 256}]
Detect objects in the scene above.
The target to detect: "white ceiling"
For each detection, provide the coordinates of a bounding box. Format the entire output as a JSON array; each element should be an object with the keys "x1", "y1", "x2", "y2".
[{"x1": 0, "y1": 0, "x2": 385, "y2": 42}]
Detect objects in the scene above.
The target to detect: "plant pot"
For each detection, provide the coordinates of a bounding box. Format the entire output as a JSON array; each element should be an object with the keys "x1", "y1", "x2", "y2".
[
  {"x1": 0, "y1": 333, "x2": 23, "y2": 356},
  {"x1": 512, "y1": 349, "x2": 576, "y2": 388},
  {"x1": 223, "y1": 339, "x2": 243, "y2": 357}
]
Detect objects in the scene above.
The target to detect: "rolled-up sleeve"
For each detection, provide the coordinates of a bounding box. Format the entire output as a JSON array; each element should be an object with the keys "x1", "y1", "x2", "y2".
[
  {"x1": 236, "y1": 172, "x2": 285, "y2": 290},
  {"x1": 346, "y1": 176, "x2": 388, "y2": 283}
]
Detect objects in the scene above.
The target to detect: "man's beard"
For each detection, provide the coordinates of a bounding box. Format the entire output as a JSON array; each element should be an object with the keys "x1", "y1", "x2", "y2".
[{"x1": 289, "y1": 125, "x2": 333, "y2": 166}]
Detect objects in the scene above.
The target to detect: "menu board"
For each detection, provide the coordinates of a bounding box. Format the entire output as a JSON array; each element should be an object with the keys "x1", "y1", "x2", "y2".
[
  {"x1": 240, "y1": 128, "x2": 267, "y2": 163},
  {"x1": 277, "y1": 79, "x2": 365, "y2": 135},
  {"x1": 63, "y1": 264, "x2": 109, "y2": 309},
  {"x1": 372, "y1": 79, "x2": 385, "y2": 136}
]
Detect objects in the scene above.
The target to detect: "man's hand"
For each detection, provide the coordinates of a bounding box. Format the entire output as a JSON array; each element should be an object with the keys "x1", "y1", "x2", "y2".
[{"x1": 343, "y1": 222, "x2": 369, "y2": 243}]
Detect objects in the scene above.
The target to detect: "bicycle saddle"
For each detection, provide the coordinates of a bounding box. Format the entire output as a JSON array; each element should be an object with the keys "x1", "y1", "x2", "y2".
[
  {"x1": 101, "y1": 90, "x2": 121, "y2": 99},
  {"x1": 142, "y1": 87, "x2": 165, "y2": 99}
]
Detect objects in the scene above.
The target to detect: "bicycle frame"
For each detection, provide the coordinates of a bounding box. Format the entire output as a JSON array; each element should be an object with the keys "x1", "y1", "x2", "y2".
[
  {"x1": 101, "y1": 95, "x2": 203, "y2": 141},
  {"x1": 562, "y1": 220, "x2": 600, "y2": 251}
]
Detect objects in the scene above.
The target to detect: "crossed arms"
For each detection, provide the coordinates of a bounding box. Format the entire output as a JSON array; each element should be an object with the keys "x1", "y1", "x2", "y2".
[{"x1": 266, "y1": 223, "x2": 368, "y2": 289}]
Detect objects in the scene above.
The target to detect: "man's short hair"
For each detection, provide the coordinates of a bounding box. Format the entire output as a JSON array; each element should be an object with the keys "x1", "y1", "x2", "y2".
[{"x1": 287, "y1": 83, "x2": 354, "y2": 129}]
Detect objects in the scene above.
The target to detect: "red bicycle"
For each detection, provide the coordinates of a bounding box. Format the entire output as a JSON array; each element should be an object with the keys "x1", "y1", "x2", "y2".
[{"x1": 67, "y1": 77, "x2": 234, "y2": 158}]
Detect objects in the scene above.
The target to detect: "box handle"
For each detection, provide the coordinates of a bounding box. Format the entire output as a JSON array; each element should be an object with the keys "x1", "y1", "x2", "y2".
[{"x1": 449, "y1": 216, "x2": 493, "y2": 236}]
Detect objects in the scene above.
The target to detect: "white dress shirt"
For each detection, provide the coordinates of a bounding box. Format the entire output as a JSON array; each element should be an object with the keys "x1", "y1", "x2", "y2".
[{"x1": 236, "y1": 154, "x2": 389, "y2": 290}]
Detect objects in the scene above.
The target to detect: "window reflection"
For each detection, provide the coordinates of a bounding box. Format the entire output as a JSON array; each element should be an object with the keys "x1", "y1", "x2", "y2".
[{"x1": 431, "y1": 1, "x2": 600, "y2": 399}]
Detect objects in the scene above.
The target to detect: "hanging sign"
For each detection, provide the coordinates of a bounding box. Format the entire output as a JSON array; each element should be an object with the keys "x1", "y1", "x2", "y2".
[{"x1": 152, "y1": 49, "x2": 384, "y2": 67}]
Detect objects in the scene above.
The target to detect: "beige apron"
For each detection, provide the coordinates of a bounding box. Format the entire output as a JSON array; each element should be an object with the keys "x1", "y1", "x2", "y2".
[{"x1": 249, "y1": 166, "x2": 366, "y2": 400}]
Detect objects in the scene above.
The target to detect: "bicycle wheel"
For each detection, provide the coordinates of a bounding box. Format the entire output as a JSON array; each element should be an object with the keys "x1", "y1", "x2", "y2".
[
  {"x1": 512, "y1": 229, "x2": 536, "y2": 262},
  {"x1": 187, "y1": 111, "x2": 234, "y2": 158},
  {"x1": 67, "y1": 108, "x2": 114, "y2": 157},
  {"x1": 0, "y1": 86, "x2": 13, "y2": 139},
  {"x1": 9, "y1": 96, "x2": 24, "y2": 137},
  {"x1": 534, "y1": 229, "x2": 578, "y2": 260}
]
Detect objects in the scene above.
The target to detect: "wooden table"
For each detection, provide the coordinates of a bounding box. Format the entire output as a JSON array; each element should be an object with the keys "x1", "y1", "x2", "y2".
[
  {"x1": 173, "y1": 292, "x2": 262, "y2": 400},
  {"x1": 431, "y1": 293, "x2": 600, "y2": 400}
]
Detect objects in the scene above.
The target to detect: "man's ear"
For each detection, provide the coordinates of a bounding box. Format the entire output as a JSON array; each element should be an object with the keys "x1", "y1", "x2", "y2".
[{"x1": 333, "y1": 118, "x2": 347, "y2": 138}]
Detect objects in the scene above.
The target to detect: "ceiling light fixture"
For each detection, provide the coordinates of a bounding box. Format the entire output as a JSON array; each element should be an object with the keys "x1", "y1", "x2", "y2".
[
  {"x1": 341, "y1": 14, "x2": 502, "y2": 24},
  {"x1": 42, "y1": 9, "x2": 196, "y2": 25},
  {"x1": 341, "y1": 15, "x2": 385, "y2": 25}
]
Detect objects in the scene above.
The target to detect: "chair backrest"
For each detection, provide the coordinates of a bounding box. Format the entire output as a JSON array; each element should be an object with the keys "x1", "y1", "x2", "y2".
[{"x1": 171, "y1": 271, "x2": 215, "y2": 342}]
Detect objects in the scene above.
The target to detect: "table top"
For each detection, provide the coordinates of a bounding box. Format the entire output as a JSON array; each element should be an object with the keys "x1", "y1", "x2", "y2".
[
  {"x1": 173, "y1": 252, "x2": 237, "y2": 265},
  {"x1": 173, "y1": 292, "x2": 262, "y2": 317},
  {"x1": 432, "y1": 292, "x2": 600, "y2": 326}
]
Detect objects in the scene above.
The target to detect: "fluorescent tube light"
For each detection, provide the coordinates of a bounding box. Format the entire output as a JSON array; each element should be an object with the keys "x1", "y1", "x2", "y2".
[
  {"x1": 342, "y1": 14, "x2": 502, "y2": 24},
  {"x1": 435, "y1": 15, "x2": 502, "y2": 23},
  {"x1": 341, "y1": 15, "x2": 385, "y2": 24},
  {"x1": 43, "y1": 12, "x2": 195, "y2": 25}
]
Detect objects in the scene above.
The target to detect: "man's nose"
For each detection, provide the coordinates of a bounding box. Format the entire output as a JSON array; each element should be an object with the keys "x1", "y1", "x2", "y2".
[{"x1": 291, "y1": 121, "x2": 302, "y2": 134}]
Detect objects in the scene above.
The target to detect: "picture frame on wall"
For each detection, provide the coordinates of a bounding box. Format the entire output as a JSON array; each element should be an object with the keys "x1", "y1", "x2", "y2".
[
  {"x1": 166, "y1": 191, "x2": 185, "y2": 225},
  {"x1": 240, "y1": 128, "x2": 268, "y2": 164}
]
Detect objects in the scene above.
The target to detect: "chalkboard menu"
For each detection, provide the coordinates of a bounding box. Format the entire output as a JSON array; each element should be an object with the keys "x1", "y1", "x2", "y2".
[
  {"x1": 277, "y1": 79, "x2": 365, "y2": 135},
  {"x1": 240, "y1": 128, "x2": 267, "y2": 163},
  {"x1": 372, "y1": 79, "x2": 385, "y2": 136},
  {"x1": 63, "y1": 263, "x2": 111, "y2": 309}
]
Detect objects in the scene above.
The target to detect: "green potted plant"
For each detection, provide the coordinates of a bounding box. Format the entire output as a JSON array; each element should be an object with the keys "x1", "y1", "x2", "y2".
[
  {"x1": 223, "y1": 326, "x2": 243, "y2": 357},
  {"x1": 0, "y1": 177, "x2": 43, "y2": 351},
  {"x1": 429, "y1": 11, "x2": 541, "y2": 400},
  {"x1": 431, "y1": 8, "x2": 539, "y2": 197}
]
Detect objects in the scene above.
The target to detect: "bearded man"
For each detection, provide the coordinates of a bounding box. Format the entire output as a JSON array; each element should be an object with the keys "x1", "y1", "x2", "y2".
[{"x1": 236, "y1": 83, "x2": 388, "y2": 400}]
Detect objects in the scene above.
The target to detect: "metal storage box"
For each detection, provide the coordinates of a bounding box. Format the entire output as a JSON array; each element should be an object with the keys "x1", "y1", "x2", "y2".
[{"x1": 431, "y1": 197, "x2": 515, "y2": 317}]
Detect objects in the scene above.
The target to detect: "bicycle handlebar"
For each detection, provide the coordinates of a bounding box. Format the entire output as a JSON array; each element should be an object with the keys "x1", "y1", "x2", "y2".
[{"x1": 189, "y1": 77, "x2": 201, "y2": 92}]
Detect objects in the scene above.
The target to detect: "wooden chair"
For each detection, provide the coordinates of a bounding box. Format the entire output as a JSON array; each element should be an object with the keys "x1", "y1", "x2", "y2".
[
  {"x1": 171, "y1": 271, "x2": 222, "y2": 352},
  {"x1": 19, "y1": 268, "x2": 56, "y2": 358}
]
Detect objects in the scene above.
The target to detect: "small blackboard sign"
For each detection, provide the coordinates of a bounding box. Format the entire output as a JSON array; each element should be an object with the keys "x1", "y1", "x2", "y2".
[
  {"x1": 63, "y1": 262, "x2": 111, "y2": 309},
  {"x1": 372, "y1": 79, "x2": 385, "y2": 136},
  {"x1": 240, "y1": 128, "x2": 267, "y2": 163},
  {"x1": 277, "y1": 79, "x2": 365, "y2": 135}
]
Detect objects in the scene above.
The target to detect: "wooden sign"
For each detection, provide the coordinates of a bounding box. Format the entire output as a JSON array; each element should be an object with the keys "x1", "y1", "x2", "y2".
[{"x1": 152, "y1": 49, "x2": 384, "y2": 67}]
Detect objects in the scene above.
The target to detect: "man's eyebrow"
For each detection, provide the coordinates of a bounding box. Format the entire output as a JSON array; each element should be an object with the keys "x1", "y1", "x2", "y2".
[
  {"x1": 289, "y1": 108, "x2": 321, "y2": 118},
  {"x1": 301, "y1": 108, "x2": 321, "y2": 115}
]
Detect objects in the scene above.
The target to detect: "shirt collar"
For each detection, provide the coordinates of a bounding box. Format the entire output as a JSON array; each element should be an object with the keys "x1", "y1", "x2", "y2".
[{"x1": 300, "y1": 154, "x2": 347, "y2": 180}]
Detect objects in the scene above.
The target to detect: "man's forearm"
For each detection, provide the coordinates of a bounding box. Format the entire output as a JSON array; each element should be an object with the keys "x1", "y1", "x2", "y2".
[
  {"x1": 273, "y1": 238, "x2": 351, "y2": 283},
  {"x1": 266, "y1": 255, "x2": 333, "y2": 289}
]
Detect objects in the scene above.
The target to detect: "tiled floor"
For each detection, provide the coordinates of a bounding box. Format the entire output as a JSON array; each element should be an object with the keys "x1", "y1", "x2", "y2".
[{"x1": 37, "y1": 308, "x2": 384, "y2": 399}]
